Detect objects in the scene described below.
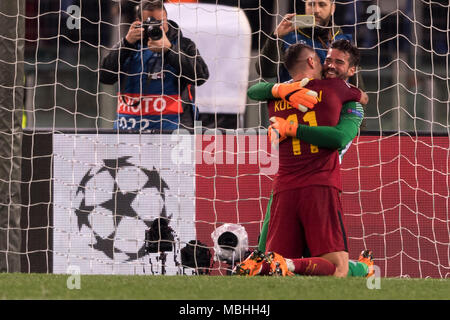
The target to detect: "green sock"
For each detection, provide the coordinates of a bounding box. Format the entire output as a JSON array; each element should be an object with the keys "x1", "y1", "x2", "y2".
[
  {"x1": 258, "y1": 192, "x2": 273, "y2": 252},
  {"x1": 347, "y1": 260, "x2": 369, "y2": 277}
]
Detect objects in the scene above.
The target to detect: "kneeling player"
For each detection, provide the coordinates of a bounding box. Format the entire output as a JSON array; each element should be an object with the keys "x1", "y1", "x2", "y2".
[{"x1": 237, "y1": 41, "x2": 373, "y2": 277}]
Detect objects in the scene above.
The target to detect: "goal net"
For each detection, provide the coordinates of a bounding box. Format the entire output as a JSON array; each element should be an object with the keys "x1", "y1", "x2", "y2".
[{"x1": 1, "y1": 0, "x2": 448, "y2": 278}]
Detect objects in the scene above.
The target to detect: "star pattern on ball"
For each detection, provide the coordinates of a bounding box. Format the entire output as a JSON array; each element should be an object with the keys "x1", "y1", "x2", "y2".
[
  {"x1": 74, "y1": 198, "x2": 95, "y2": 231},
  {"x1": 89, "y1": 230, "x2": 122, "y2": 260},
  {"x1": 99, "y1": 185, "x2": 139, "y2": 228},
  {"x1": 96, "y1": 156, "x2": 135, "y2": 180},
  {"x1": 74, "y1": 157, "x2": 171, "y2": 261},
  {"x1": 76, "y1": 168, "x2": 94, "y2": 196}
]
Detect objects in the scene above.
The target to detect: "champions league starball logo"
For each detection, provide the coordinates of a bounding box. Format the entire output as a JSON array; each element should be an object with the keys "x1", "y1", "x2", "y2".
[{"x1": 74, "y1": 156, "x2": 172, "y2": 262}]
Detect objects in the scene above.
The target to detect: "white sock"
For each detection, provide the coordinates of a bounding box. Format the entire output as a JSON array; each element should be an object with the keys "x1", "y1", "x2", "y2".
[{"x1": 286, "y1": 258, "x2": 295, "y2": 272}]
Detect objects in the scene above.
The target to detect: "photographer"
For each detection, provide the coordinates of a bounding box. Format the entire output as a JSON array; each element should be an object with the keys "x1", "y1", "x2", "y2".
[{"x1": 99, "y1": 0, "x2": 209, "y2": 131}]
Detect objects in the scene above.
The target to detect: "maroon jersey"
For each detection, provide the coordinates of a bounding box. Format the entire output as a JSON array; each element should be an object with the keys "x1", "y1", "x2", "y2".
[
  {"x1": 268, "y1": 78, "x2": 361, "y2": 194},
  {"x1": 266, "y1": 186, "x2": 347, "y2": 258}
]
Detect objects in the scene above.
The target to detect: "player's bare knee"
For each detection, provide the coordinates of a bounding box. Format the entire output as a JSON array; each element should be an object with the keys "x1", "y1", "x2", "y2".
[
  {"x1": 321, "y1": 251, "x2": 348, "y2": 277},
  {"x1": 334, "y1": 261, "x2": 348, "y2": 277}
]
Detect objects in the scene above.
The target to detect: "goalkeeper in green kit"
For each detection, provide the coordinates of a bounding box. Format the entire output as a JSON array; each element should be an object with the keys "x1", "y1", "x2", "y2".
[{"x1": 247, "y1": 40, "x2": 373, "y2": 277}]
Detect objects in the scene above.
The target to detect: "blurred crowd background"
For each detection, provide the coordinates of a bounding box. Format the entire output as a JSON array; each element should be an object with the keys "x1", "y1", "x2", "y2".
[{"x1": 24, "y1": 0, "x2": 449, "y2": 133}]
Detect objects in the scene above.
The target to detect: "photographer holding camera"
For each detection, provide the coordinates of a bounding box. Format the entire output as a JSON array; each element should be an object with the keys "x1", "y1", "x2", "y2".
[{"x1": 100, "y1": 0, "x2": 209, "y2": 131}]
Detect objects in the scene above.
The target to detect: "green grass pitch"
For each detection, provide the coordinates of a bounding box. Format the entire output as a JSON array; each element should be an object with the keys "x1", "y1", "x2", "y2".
[{"x1": 0, "y1": 273, "x2": 448, "y2": 300}]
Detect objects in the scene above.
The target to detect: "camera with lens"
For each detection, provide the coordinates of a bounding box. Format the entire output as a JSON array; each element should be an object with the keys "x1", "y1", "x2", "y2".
[
  {"x1": 139, "y1": 16, "x2": 163, "y2": 42},
  {"x1": 211, "y1": 223, "x2": 249, "y2": 265},
  {"x1": 180, "y1": 240, "x2": 211, "y2": 274}
]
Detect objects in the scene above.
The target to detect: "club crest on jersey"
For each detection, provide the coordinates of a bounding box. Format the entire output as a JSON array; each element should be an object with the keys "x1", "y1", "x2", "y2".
[{"x1": 347, "y1": 108, "x2": 363, "y2": 118}]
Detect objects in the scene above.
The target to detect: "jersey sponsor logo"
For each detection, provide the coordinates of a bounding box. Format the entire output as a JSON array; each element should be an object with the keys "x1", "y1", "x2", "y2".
[{"x1": 118, "y1": 93, "x2": 182, "y2": 116}]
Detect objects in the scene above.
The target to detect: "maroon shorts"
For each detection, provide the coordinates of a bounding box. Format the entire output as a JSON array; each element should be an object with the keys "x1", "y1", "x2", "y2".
[{"x1": 265, "y1": 185, "x2": 348, "y2": 259}]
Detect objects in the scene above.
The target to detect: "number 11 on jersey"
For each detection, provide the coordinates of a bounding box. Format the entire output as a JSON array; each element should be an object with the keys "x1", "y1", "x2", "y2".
[{"x1": 286, "y1": 112, "x2": 319, "y2": 155}]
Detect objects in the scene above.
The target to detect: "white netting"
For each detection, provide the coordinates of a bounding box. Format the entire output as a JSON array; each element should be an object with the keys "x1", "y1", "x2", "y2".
[{"x1": 0, "y1": 0, "x2": 447, "y2": 277}]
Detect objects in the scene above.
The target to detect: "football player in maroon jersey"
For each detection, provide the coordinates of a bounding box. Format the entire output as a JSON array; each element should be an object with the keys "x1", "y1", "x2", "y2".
[{"x1": 236, "y1": 43, "x2": 367, "y2": 277}]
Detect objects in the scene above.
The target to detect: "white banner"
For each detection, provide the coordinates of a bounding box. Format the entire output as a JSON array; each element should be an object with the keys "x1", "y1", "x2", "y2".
[
  {"x1": 166, "y1": 3, "x2": 252, "y2": 114},
  {"x1": 53, "y1": 133, "x2": 196, "y2": 274}
]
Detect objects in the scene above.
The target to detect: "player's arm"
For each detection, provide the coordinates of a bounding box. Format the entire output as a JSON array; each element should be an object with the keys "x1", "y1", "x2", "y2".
[
  {"x1": 336, "y1": 78, "x2": 368, "y2": 106},
  {"x1": 296, "y1": 101, "x2": 364, "y2": 149},
  {"x1": 247, "y1": 82, "x2": 276, "y2": 101},
  {"x1": 270, "y1": 101, "x2": 364, "y2": 150},
  {"x1": 359, "y1": 90, "x2": 369, "y2": 105},
  {"x1": 347, "y1": 82, "x2": 369, "y2": 105},
  {"x1": 248, "y1": 79, "x2": 318, "y2": 111}
]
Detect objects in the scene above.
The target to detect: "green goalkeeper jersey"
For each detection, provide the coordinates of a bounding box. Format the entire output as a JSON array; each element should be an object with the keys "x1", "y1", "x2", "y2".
[{"x1": 249, "y1": 82, "x2": 370, "y2": 277}]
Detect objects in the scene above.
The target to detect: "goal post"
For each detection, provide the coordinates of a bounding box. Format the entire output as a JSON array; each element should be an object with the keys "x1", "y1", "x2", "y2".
[
  {"x1": 6, "y1": 0, "x2": 450, "y2": 278},
  {"x1": 0, "y1": 0, "x2": 24, "y2": 273}
]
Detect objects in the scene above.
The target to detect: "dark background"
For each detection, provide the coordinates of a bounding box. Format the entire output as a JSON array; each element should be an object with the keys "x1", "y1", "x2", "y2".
[{"x1": 23, "y1": 0, "x2": 450, "y2": 132}]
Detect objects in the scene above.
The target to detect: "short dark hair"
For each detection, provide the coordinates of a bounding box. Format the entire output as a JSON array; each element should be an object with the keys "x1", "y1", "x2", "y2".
[
  {"x1": 330, "y1": 40, "x2": 360, "y2": 67},
  {"x1": 283, "y1": 43, "x2": 316, "y2": 72},
  {"x1": 142, "y1": 0, "x2": 165, "y2": 11},
  {"x1": 136, "y1": 0, "x2": 166, "y2": 20}
]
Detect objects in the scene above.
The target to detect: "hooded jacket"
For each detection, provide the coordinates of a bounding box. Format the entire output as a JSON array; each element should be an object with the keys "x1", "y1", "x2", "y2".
[{"x1": 100, "y1": 20, "x2": 209, "y2": 131}]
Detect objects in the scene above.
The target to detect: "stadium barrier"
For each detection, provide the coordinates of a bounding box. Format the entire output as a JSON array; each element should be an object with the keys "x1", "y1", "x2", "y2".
[{"x1": 21, "y1": 130, "x2": 449, "y2": 278}]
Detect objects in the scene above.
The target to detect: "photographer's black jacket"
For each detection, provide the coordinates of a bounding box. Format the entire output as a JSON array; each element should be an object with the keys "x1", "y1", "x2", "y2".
[{"x1": 100, "y1": 20, "x2": 209, "y2": 130}]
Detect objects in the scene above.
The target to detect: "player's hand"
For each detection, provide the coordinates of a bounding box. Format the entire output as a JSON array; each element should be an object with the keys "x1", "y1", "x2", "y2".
[
  {"x1": 268, "y1": 125, "x2": 286, "y2": 150},
  {"x1": 272, "y1": 78, "x2": 318, "y2": 112},
  {"x1": 269, "y1": 116, "x2": 298, "y2": 142},
  {"x1": 274, "y1": 13, "x2": 296, "y2": 38},
  {"x1": 125, "y1": 20, "x2": 144, "y2": 45},
  {"x1": 147, "y1": 28, "x2": 172, "y2": 53}
]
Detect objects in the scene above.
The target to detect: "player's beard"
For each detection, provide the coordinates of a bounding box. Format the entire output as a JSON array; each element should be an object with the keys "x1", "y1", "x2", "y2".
[
  {"x1": 323, "y1": 67, "x2": 338, "y2": 79},
  {"x1": 323, "y1": 67, "x2": 347, "y2": 80}
]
